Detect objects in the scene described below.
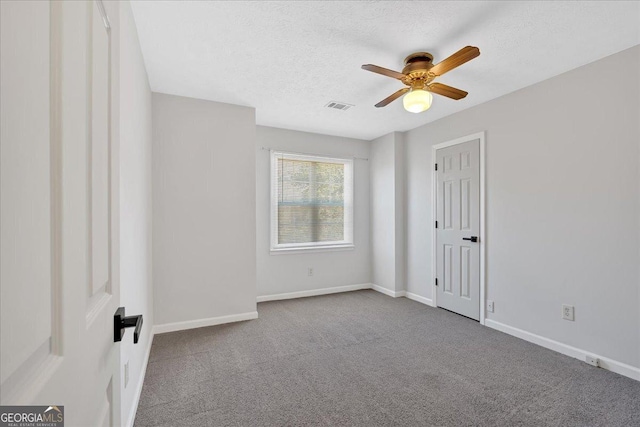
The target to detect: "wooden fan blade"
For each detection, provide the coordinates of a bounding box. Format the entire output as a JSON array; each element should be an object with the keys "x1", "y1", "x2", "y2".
[
  {"x1": 430, "y1": 46, "x2": 480, "y2": 76},
  {"x1": 428, "y1": 83, "x2": 468, "y2": 100},
  {"x1": 375, "y1": 88, "x2": 409, "y2": 107},
  {"x1": 362, "y1": 64, "x2": 406, "y2": 80}
]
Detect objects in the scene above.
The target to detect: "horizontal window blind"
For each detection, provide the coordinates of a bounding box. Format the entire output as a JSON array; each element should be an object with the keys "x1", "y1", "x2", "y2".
[{"x1": 270, "y1": 151, "x2": 354, "y2": 251}]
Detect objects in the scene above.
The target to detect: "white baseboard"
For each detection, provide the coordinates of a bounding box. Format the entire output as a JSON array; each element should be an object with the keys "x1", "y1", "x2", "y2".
[
  {"x1": 153, "y1": 311, "x2": 259, "y2": 335},
  {"x1": 125, "y1": 331, "x2": 154, "y2": 427},
  {"x1": 485, "y1": 319, "x2": 640, "y2": 382},
  {"x1": 405, "y1": 292, "x2": 435, "y2": 307},
  {"x1": 371, "y1": 284, "x2": 406, "y2": 298},
  {"x1": 257, "y1": 283, "x2": 372, "y2": 302}
]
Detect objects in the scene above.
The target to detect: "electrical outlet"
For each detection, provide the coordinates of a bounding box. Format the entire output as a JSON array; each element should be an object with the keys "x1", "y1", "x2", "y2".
[
  {"x1": 562, "y1": 304, "x2": 575, "y2": 321},
  {"x1": 308, "y1": 267, "x2": 313, "y2": 276},
  {"x1": 487, "y1": 300, "x2": 494, "y2": 313},
  {"x1": 585, "y1": 355, "x2": 599, "y2": 367},
  {"x1": 124, "y1": 361, "x2": 129, "y2": 388}
]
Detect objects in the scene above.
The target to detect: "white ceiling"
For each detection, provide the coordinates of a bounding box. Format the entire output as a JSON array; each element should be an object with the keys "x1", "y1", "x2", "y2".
[{"x1": 130, "y1": 1, "x2": 640, "y2": 140}]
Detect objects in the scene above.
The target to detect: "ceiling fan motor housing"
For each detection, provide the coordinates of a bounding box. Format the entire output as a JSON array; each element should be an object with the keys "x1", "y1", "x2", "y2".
[{"x1": 402, "y1": 52, "x2": 436, "y2": 89}]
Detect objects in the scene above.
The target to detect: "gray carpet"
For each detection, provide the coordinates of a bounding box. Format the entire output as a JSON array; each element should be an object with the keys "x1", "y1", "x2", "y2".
[{"x1": 134, "y1": 290, "x2": 640, "y2": 426}]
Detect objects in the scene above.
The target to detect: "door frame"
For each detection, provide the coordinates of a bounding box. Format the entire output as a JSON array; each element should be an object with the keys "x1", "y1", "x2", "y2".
[{"x1": 431, "y1": 131, "x2": 486, "y2": 325}]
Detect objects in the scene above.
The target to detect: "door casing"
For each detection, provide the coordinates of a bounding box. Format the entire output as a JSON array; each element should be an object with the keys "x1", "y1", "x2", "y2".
[{"x1": 431, "y1": 132, "x2": 486, "y2": 325}]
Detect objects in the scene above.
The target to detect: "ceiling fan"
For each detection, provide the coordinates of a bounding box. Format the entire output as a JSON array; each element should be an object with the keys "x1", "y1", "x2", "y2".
[{"x1": 362, "y1": 46, "x2": 480, "y2": 113}]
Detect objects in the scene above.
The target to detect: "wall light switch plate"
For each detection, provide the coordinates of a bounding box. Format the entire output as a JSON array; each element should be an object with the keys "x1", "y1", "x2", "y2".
[
  {"x1": 487, "y1": 300, "x2": 494, "y2": 313},
  {"x1": 307, "y1": 267, "x2": 313, "y2": 276},
  {"x1": 562, "y1": 304, "x2": 575, "y2": 321}
]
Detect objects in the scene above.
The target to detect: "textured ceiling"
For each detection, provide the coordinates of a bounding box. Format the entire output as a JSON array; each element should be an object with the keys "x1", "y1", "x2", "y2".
[{"x1": 130, "y1": 1, "x2": 640, "y2": 140}]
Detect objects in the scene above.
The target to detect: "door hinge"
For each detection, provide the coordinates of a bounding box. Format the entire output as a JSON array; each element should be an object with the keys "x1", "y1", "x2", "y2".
[
  {"x1": 435, "y1": 163, "x2": 438, "y2": 171},
  {"x1": 435, "y1": 221, "x2": 438, "y2": 228},
  {"x1": 435, "y1": 278, "x2": 438, "y2": 287}
]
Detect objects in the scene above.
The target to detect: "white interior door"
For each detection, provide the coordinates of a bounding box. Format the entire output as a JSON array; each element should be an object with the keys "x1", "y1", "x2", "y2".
[
  {"x1": 435, "y1": 139, "x2": 481, "y2": 320},
  {"x1": 1, "y1": 1, "x2": 123, "y2": 425}
]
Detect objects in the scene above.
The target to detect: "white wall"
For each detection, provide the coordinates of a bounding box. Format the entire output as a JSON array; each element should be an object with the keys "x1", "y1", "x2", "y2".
[
  {"x1": 370, "y1": 132, "x2": 405, "y2": 293},
  {"x1": 119, "y1": 2, "x2": 153, "y2": 425},
  {"x1": 256, "y1": 126, "x2": 370, "y2": 297},
  {"x1": 152, "y1": 93, "x2": 257, "y2": 326},
  {"x1": 404, "y1": 45, "x2": 640, "y2": 368}
]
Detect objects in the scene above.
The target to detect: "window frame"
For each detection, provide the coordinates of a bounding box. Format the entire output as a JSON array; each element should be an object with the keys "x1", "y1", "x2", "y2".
[{"x1": 270, "y1": 151, "x2": 355, "y2": 253}]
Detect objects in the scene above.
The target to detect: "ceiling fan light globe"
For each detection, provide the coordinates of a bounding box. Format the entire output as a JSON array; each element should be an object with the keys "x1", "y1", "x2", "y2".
[{"x1": 403, "y1": 89, "x2": 433, "y2": 113}]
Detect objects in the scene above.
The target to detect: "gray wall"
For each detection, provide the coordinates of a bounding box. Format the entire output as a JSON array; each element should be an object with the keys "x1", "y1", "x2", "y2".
[
  {"x1": 369, "y1": 132, "x2": 405, "y2": 293},
  {"x1": 403, "y1": 45, "x2": 640, "y2": 367},
  {"x1": 152, "y1": 93, "x2": 257, "y2": 325},
  {"x1": 256, "y1": 126, "x2": 370, "y2": 297}
]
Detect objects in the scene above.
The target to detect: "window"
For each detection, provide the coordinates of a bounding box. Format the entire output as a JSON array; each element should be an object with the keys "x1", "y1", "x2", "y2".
[{"x1": 270, "y1": 151, "x2": 354, "y2": 252}]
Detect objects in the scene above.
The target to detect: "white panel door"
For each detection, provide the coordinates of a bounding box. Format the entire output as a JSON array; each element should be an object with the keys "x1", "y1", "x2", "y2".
[
  {"x1": 436, "y1": 139, "x2": 480, "y2": 320},
  {"x1": 0, "y1": 1, "x2": 123, "y2": 425}
]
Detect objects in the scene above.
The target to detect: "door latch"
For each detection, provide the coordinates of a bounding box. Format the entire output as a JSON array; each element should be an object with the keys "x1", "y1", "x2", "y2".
[
  {"x1": 114, "y1": 307, "x2": 143, "y2": 344},
  {"x1": 462, "y1": 236, "x2": 478, "y2": 242}
]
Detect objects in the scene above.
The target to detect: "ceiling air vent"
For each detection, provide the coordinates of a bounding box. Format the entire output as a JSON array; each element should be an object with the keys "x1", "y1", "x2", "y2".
[{"x1": 325, "y1": 101, "x2": 354, "y2": 111}]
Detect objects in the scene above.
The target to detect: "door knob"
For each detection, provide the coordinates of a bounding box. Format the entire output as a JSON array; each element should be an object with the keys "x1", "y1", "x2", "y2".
[
  {"x1": 114, "y1": 307, "x2": 143, "y2": 344},
  {"x1": 462, "y1": 236, "x2": 478, "y2": 242}
]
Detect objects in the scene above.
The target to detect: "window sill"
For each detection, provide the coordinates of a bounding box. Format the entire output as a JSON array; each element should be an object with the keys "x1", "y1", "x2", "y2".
[{"x1": 270, "y1": 244, "x2": 355, "y2": 255}]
